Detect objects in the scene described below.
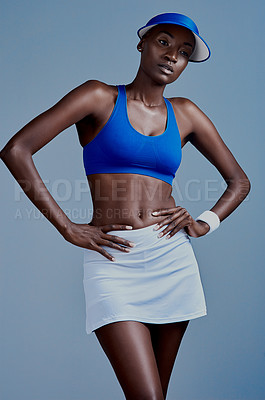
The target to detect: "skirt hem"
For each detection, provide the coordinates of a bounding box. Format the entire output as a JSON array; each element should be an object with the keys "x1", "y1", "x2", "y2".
[{"x1": 86, "y1": 309, "x2": 207, "y2": 335}]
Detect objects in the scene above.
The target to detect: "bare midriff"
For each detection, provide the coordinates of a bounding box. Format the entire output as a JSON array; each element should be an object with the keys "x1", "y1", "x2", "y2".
[{"x1": 87, "y1": 173, "x2": 177, "y2": 229}]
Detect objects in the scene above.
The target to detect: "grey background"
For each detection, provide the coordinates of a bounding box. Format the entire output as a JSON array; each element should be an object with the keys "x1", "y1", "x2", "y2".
[{"x1": 1, "y1": 0, "x2": 264, "y2": 399}]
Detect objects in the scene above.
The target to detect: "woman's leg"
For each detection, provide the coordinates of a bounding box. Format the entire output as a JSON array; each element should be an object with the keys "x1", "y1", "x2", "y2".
[
  {"x1": 95, "y1": 320, "x2": 165, "y2": 400},
  {"x1": 148, "y1": 320, "x2": 190, "y2": 399}
]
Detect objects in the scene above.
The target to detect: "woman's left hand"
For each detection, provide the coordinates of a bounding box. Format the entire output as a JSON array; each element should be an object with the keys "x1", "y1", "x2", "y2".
[{"x1": 151, "y1": 206, "x2": 210, "y2": 238}]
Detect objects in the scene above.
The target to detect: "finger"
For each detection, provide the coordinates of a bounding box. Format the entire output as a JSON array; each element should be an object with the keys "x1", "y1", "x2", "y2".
[
  {"x1": 92, "y1": 244, "x2": 116, "y2": 262},
  {"x1": 101, "y1": 224, "x2": 133, "y2": 232},
  {"x1": 156, "y1": 222, "x2": 179, "y2": 238},
  {"x1": 164, "y1": 225, "x2": 185, "y2": 239},
  {"x1": 152, "y1": 206, "x2": 182, "y2": 216},
  {"x1": 153, "y1": 216, "x2": 177, "y2": 230},
  {"x1": 154, "y1": 208, "x2": 189, "y2": 230},
  {"x1": 99, "y1": 238, "x2": 132, "y2": 253},
  {"x1": 101, "y1": 233, "x2": 136, "y2": 248},
  {"x1": 157, "y1": 215, "x2": 189, "y2": 237},
  {"x1": 165, "y1": 216, "x2": 192, "y2": 238}
]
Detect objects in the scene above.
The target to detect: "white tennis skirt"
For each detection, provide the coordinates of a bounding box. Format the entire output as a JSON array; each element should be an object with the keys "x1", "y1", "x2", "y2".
[{"x1": 83, "y1": 223, "x2": 207, "y2": 335}]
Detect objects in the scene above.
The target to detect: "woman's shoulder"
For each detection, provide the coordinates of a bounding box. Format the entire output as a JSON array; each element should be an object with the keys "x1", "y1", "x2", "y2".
[
  {"x1": 167, "y1": 96, "x2": 198, "y2": 111},
  {"x1": 166, "y1": 96, "x2": 212, "y2": 140},
  {"x1": 79, "y1": 79, "x2": 117, "y2": 99},
  {"x1": 167, "y1": 96, "x2": 207, "y2": 123},
  {"x1": 69, "y1": 79, "x2": 118, "y2": 116}
]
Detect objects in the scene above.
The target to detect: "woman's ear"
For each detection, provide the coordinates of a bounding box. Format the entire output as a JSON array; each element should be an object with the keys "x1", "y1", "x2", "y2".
[
  {"x1": 137, "y1": 40, "x2": 144, "y2": 52},
  {"x1": 137, "y1": 30, "x2": 151, "y2": 52}
]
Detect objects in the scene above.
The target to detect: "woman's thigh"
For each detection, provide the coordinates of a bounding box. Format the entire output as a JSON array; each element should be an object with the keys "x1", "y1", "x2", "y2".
[
  {"x1": 148, "y1": 320, "x2": 190, "y2": 398},
  {"x1": 95, "y1": 320, "x2": 164, "y2": 400}
]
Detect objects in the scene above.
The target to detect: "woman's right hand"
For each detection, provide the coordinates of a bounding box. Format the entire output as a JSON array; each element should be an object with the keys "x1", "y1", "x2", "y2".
[{"x1": 63, "y1": 222, "x2": 136, "y2": 261}]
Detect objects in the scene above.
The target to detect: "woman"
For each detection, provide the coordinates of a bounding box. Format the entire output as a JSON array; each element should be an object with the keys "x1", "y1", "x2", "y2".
[{"x1": 0, "y1": 12, "x2": 250, "y2": 400}]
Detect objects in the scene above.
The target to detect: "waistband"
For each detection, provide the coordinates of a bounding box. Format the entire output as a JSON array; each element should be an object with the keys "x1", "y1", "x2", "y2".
[
  {"x1": 84, "y1": 222, "x2": 191, "y2": 262},
  {"x1": 106, "y1": 222, "x2": 189, "y2": 242}
]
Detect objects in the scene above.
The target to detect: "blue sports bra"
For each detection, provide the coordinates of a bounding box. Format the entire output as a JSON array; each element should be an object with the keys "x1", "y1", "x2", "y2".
[{"x1": 83, "y1": 84, "x2": 182, "y2": 186}]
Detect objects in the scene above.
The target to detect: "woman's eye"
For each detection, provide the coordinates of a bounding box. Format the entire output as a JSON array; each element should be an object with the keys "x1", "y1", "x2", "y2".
[
  {"x1": 159, "y1": 39, "x2": 168, "y2": 46},
  {"x1": 180, "y1": 51, "x2": 189, "y2": 58}
]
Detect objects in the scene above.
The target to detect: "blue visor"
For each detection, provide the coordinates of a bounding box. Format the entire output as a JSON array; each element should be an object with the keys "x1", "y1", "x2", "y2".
[{"x1": 137, "y1": 13, "x2": 211, "y2": 62}]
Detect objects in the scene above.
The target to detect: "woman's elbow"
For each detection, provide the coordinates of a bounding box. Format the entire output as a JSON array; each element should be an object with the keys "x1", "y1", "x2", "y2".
[
  {"x1": 235, "y1": 173, "x2": 251, "y2": 195},
  {"x1": 239, "y1": 173, "x2": 251, "y2": 192},
  {"x1": 0, "y1": 142, "x2": 30, "y2": 165}
]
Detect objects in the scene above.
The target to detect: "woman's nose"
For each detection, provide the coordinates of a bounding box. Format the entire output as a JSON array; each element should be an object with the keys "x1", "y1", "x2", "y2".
[{"x1": 164, "y1": 51, "x2": 178, "y2": 63}]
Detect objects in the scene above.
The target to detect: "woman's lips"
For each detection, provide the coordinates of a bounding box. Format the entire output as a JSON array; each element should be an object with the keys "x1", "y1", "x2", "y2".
[{"x1": 158, "y1": 64, "x2": 174, "y2": 74}]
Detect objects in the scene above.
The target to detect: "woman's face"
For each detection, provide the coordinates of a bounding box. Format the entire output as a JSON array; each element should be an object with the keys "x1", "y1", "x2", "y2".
[{"x1": 138, "y1": 23, "x2": 196, "y2": 85}]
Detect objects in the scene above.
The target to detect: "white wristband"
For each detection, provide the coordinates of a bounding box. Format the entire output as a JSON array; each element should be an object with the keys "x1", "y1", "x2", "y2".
[{"x1": 195, "y1": 210, "x2": 220, "y2": 235}]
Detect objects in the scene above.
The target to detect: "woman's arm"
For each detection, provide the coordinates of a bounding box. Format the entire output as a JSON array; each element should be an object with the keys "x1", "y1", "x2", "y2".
[
  {"x1": 0, "y1": 79, "x2": 105, "y2": 235},
  {"x1": 0, "y1": 80, "x2": 146, "y2": 260},
  {"x1": 183, "y1": 98, "x2": 251, "y2": 222}
]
